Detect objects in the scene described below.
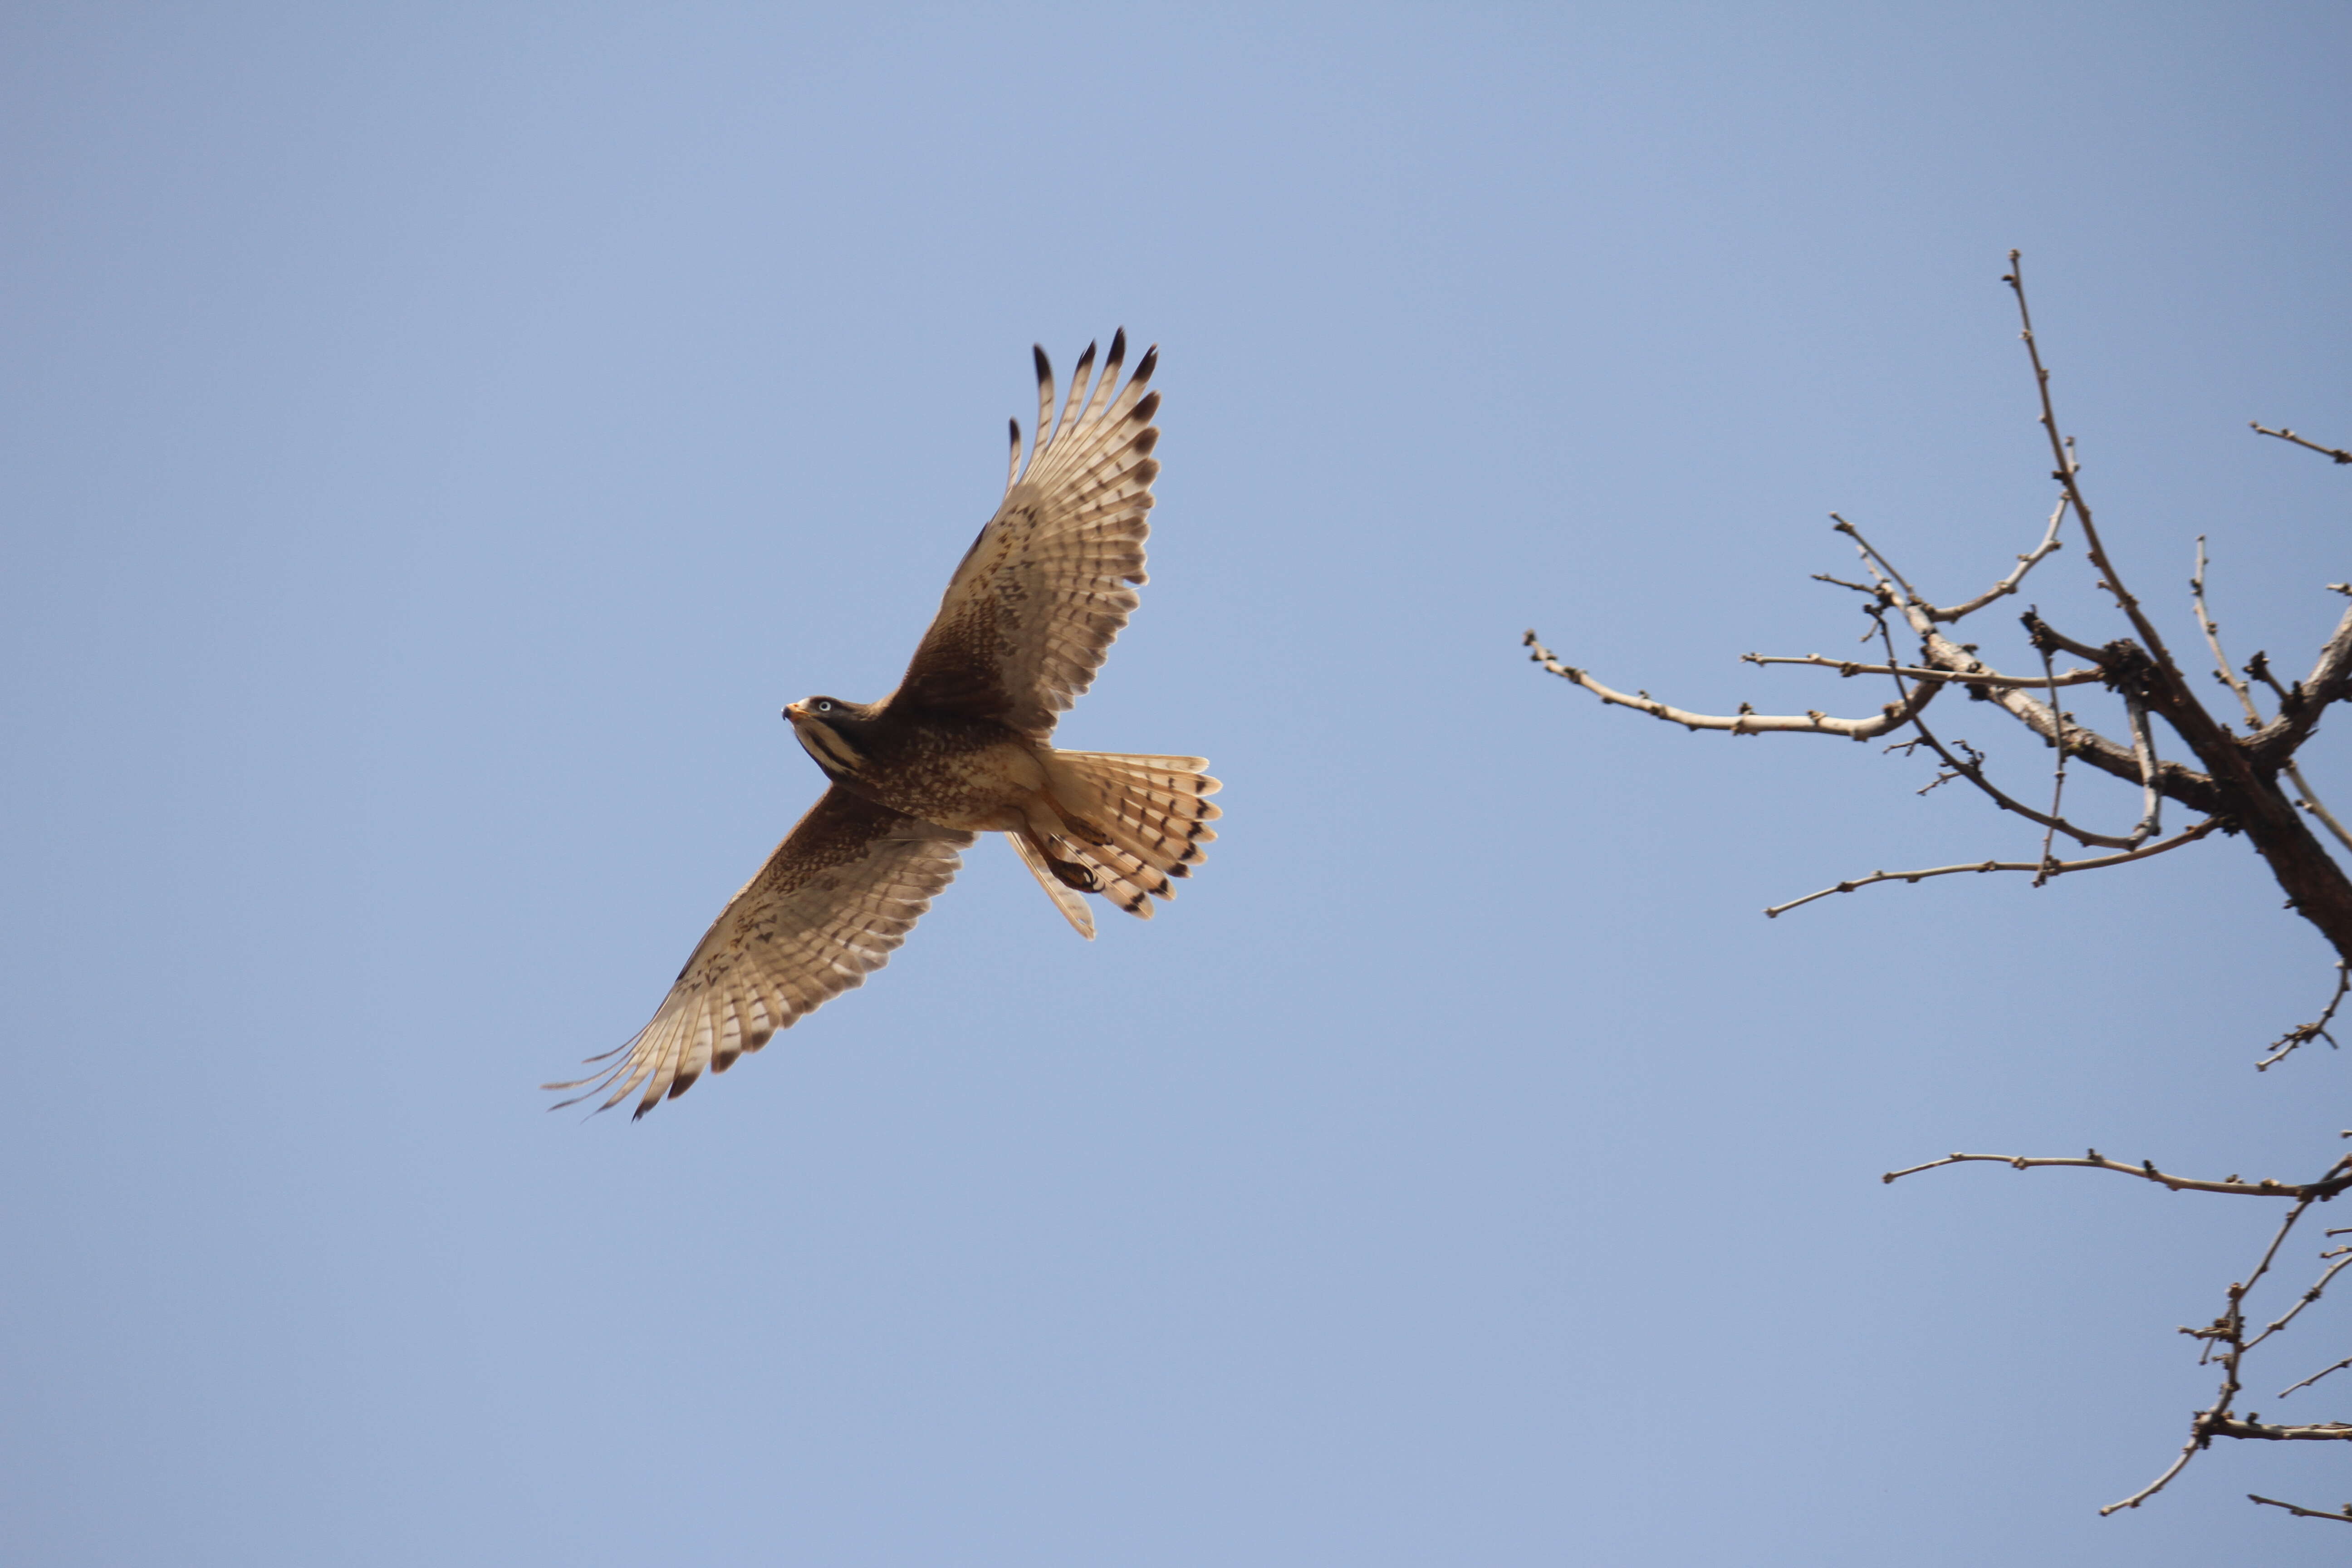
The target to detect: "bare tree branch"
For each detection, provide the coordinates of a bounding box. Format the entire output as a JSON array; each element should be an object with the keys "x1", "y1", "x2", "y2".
[
  {"x1": 2211, "y1": 1421, "x2": 2352, "y2": 1440},
  {"x1": 1529, "y1": 258, "x2": 2352, "y2": 1524},
  {"x1": 2249, "y1": 1494, "x2": 2352, "y2": 1524},
  {"x1": 1900, "y1": 709, "x2": 2146, "y2": 849},
  {"x1": 2196, "y1": 552, "x2": 2352, "y2": 859},
  {"x1": 2243, "y1": 602, "x2": 2352, "y2": 770},
  {"x1": 2102, "y1": 1444, "x2": 2201, "y2": 1515},
  {"x1": 2034, "y1": 640, "x2": 2074, "y2": 883},
  {"x1": 2006, "y1": 254, "x2": 2196, "y2": 688},
  {"x1": 2124, "y1": 694, "x2": 2162, "y2": 845},
  {"x1": 2278, "y1": 1355, "x2": 2352, "y2": 1401},
  {"x1": 2252, "y1": 422, "x2": 2352, "y2": 465},
  {"x1": 1741, "y1": 652, "x2": 2103, "y2": 688},
  {"x1": 2257, "y1": 962, "x2": 2350, "y2": 1072},
  {"x1": 1881, "y1": 1148, "x2": 2352, "y2": 1200},
  {"x1": 1763, "y1": 818, "x2": 2220, "y2": 918},
  {"x1": 2244, "y1": 650, "x2": 2352, "y2": 853},
  {"x1": 2193, "y1": 536, "x2": 2269, "y2": 732},
  {"x1": 1918, "y1": 495, "x2": 2070, "y2": 621},
  {"x1": 1522, "y1": 632, "x2": 1937, "y2": 738},
  {"x1": 1813, "y1": 516, "x2": 2229, "y2": 814},
  {"x1": 2239, "y1": 1251, "x2": 2352, "y2": 1355}
]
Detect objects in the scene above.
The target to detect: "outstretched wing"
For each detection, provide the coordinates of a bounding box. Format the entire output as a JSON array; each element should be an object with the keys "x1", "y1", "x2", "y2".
[
  {"x1": 892, "y1": 331, "x2": 1162, "y2": 734},
  {"x1": 549, "y1": 786, "x2": 972, "y2": 1117}
]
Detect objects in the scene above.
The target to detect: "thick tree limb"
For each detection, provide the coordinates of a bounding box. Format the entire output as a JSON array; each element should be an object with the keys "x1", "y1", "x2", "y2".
[
  {"x1": 2244, "y1": 602, "x2": 2352, "y2": 769},
  {"x1": 2014, "y1": 609, "x2": 2352, "y2": 960},
  {"x1": 2244, "y1": 650, "x2": 2352, "y2": 853},
  {"x1": 2208, "y1": 1419, "x2": 2352, "y2": 1441}
]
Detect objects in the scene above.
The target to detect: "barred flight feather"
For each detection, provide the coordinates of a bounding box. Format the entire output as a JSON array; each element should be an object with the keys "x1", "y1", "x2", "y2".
[
  {"x1": 546, "y1": 787, "x2": 970, "y2": 1117},
  {"x1": 896, "y1": 328, "x2": 1165, "y2": 734}
]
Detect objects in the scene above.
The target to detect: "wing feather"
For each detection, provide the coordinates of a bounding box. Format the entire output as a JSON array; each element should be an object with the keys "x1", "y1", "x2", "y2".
[
  {"x1": 892, "y1": 331, "x2": 1163, "y2": 733},
  {"x1": 547, "y1": 786, "x2": 971, "y2": 1117}
]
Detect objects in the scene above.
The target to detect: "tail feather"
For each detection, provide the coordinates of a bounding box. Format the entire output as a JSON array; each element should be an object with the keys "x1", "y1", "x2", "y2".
[{"x1": 1034, "y1": 750, "x2": 1222, "y2": 925}]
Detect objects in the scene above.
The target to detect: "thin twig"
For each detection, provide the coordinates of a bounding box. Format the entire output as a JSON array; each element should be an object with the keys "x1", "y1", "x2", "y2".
[
  {"x1": 2259, "y1": 962, "x2": 2351, "y2": 1072},
  {"x1": 2252, "y1": 422, "x2": 2352, "y2": 465},
  {"x1": 2102, "y1": 1444, "x2": 2200, "y2": 1515},
  {"x1": 1902, "y1": 716, "x2": 2144, "y2": 848},
  {"x1": 2006, "y1": 253, "x2": 2187, "y2": 678},
  {"x1": 1921, "y1": 495, "x2": 2070, "y2": 622},
  {"x1": 1522, "y1": 632, "x2": 1936, "y2": 738},
  {"x1": 1880, "y1": 1148, "x2": 2352, "y2": 1200},
  {"x1": 2278, "y1": 1355, "x2": 2352, "y2": 1400},
  {"x1": 2192, "y1": 536, "x2": 2267, "y2": 731},
  {"x1": 2288, "y1": 767, "x2": 2352, "y2": 855},
  {"x1": 2249, "y1": 1494, "x2": 2352, "y2": 1524},
  {"x1": 2124, "y1": 695, "x2": 2161, "y2": 845},
  {"x1": 2102, "y1": 1189, "x2": 2336, "y2": 1513},
  {"x1": 1829, "y1": 514, "x2": 1918, "y2": 602},
  {"x1": 2034, "y1": 636, "x2": 2070, "y2": 884},
  {"x1": 2241, "y1": 1252, "x2": 2352, "y2": 1354},
  {"x1": 1764, "y1": 818, "x2": 2220, "y2": 917}
]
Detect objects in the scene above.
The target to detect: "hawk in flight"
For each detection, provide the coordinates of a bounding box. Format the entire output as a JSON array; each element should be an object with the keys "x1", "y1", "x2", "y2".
[{"x1": 550, "y1": 332, "x2": 1220, "y2": 1117}]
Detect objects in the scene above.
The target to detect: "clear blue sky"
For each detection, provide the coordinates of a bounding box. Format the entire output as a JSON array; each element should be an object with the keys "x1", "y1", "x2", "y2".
[{"x1": 5, "y1": 5, "x2": 2350, "y2": 1563}]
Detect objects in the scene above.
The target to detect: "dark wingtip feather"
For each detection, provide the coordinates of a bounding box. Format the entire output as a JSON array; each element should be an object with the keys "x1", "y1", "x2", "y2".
[
  {"x1": 1033, "y1": 343, "x2": 1051, "y2": 385},
  {"x1": 1132, "y1": 343, "x2": 1158, "y2": 386},
  {"x1": 1130, "y1": 390, "x2": 1161, "y2": 425}
]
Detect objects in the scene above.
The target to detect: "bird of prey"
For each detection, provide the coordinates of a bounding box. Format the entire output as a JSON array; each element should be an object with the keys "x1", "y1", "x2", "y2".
[{"x1": 549, "y1": 331, "x2": 1220, "y2": 1117}]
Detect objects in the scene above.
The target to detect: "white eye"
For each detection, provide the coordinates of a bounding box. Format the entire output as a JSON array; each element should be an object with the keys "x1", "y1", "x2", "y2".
[{"x1": 815, "y1": 699, "x2": 833, "y2": 713}]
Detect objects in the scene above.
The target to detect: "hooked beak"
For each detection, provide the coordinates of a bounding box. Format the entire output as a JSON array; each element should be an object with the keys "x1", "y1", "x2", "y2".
[{"x1": 782, "y1": 701, "x2": 806, "y2": 724}]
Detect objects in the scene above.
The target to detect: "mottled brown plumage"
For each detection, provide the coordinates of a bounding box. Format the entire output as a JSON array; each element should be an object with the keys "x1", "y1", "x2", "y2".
[{"x1": 549, "y1": 332, "x2": 1221, "y2": 1117}]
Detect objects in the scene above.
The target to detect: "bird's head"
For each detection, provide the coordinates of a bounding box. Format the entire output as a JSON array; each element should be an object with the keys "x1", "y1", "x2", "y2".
[{"x1": 782, "y1": 696, "x2": 872, "y2": 776}]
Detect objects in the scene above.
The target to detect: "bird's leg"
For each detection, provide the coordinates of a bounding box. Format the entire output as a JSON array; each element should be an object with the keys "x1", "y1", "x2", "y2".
[{"x1": 1015, "y1": 798, "x2": 1104, "y2": 892}]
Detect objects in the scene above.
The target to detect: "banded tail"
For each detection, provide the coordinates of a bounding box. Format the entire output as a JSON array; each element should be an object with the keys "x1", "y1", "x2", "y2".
[{"x1": 1011, "y1": 750, "x2": 1221, "y2": 938}]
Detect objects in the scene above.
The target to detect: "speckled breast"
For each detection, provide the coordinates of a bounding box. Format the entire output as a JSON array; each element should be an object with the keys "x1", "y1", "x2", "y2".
[{"x1": 858, "y1": 720, "x2": 1048, "y2": 831}]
